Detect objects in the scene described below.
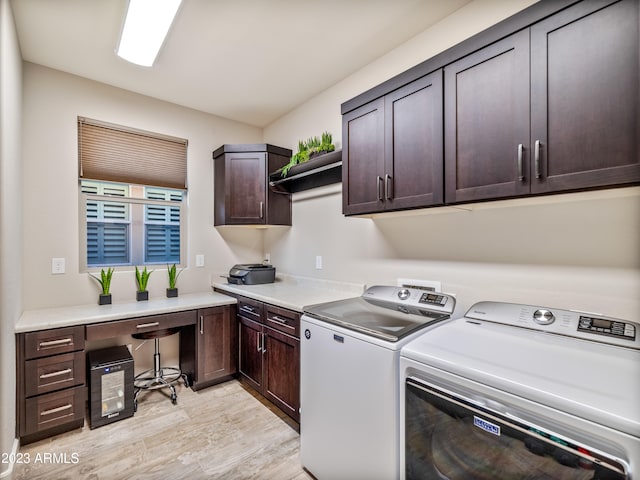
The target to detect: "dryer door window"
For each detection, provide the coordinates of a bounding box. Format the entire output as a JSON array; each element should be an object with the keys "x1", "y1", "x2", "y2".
[{"x1": 405, "y1": 378, "x2": 628, "y2": 480}]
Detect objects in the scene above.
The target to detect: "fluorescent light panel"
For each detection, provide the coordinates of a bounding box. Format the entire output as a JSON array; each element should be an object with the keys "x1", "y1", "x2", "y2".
[{"x1": 117, "y1": 0, "x2": 182, "y2": 67}]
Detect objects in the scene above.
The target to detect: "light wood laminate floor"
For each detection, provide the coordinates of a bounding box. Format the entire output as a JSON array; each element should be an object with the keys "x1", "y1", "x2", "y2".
[{"x1": 15, "y1": 380, "x2": 312, "y2": 480}]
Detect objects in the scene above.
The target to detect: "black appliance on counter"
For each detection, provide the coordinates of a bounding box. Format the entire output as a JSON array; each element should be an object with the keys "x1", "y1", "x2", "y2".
[
  {"x1": 227, "y1": 264, "x2": 276, "y2": 285},
  {"x1": 88, "y1": 345, "x2": 134, "y2": 429}
]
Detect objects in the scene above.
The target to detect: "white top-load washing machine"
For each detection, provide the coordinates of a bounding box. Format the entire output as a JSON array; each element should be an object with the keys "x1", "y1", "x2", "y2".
[
  {"x1": 400, "y1": 301, "x2": 640, "y2": 480},
  {"x1": 300, "y1": 285, "x2": 456, "y2": 480}
]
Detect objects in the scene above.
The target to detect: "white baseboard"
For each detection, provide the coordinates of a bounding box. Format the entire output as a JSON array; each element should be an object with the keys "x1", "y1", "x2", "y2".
[{"x1": 0, "y1": 438, "x2": 19, "y2": 479}]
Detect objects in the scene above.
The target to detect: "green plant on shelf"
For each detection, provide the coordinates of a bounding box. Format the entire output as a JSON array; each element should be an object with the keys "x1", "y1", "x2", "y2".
[
  {"x1": 280, "y1": 131, "x2": 335, "y2": 177},
  {"x1": 135, "y1": 266, "x2": 153, "y2": 292},
  {"x1": 167, "y1": 263, "x2": 183, "y2": 289},
  {"x1": 89, "y1": 267, "x2": 114, "y2": 295}
]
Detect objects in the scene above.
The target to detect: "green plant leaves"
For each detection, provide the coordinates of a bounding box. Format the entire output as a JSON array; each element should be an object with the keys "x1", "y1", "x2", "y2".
[{"x1": 280, "y1": 131, "x2": 335, "y2": 177}]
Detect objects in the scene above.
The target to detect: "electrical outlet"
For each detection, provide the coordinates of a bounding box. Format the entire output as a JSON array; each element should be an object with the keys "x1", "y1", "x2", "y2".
[
  {"x1": 315, "y1": 255, "x2": 323, "y2": 269},
  {"x1": 51, "y1": 257, "x2": 66, "y2": 275},
  {"x1": 196, "y1": 254, "x2": 205, "y2": 267}
]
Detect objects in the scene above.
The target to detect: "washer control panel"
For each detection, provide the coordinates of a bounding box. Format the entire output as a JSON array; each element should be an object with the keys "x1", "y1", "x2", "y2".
[
  {"x1": 466, "y1": 301, "x2": 639, "y2": 350},
  {"x1": 363, "y1": 285, "x2": 455, "y2": 314},
  {"x1": 419, "y1": 292, "x2": 448, "y2": 307}
]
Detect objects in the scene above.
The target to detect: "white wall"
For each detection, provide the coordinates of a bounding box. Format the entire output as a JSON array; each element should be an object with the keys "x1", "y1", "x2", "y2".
[
  {"x1": 22, "y1": 63, "x2": 266, "y2": 310},
  {"x1": 263, "y1": 0, "x2": 640, "y2": 321},
  {"x1": 0, "y1": 0, "x2": 23, "y2": 475}
]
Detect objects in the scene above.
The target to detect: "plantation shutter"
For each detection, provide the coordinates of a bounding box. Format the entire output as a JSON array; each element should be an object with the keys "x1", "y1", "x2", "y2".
[
  {"x1": 81, "y1": 181, "x2": 130, "y2": 265},
  {"x1": 144, "y1": 188, "x2": 181, "y2": 263},
  {"x1": 78, "y1": 117, "x2": 187, "y2": 189}
]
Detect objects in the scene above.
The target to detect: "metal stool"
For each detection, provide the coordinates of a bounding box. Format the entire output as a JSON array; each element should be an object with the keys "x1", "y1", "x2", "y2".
[{"x1": 132, "y1": 327, "x2": 189, "y2": 411}]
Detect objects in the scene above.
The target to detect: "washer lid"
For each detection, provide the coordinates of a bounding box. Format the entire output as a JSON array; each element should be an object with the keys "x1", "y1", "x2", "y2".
[
  {"x1": 303, "y1": 286, "x2": 455, "y2": 342},
  {"x1": 401, "y1": 317, "x2": 640, "y2": 438}
]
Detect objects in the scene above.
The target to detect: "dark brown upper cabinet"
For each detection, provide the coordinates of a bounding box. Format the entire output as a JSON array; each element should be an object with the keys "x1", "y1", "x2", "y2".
[
  {"x1": 343, "y1": 71, "x2": 444, "y2": 216},
  {"x1": 445, "y1": 0, "x2": 639, "y2": 203},
  {"x1": 444, "y1": 31, "x2": 530, "y2": 203},
  {"x1": 529, "y1": 0, "x2": 640, "y2": 194},
  {"x1": 342, "y1": 0, "x2": 639, "y2": 213},
  {"x1": 213, "y1": 144, "x2": 292, "y2": 226}
]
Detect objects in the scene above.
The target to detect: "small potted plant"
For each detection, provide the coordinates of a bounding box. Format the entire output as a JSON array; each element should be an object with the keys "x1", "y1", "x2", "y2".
[
  {"x1": 166, "y1": 263, "x2": 182, "y2": 298},
  {"x1": 135, "y1": 266, "x2": 153, "y2": 301},
  {"x1": 89, "y1": 267, "x2": 114, "y2": 305}
]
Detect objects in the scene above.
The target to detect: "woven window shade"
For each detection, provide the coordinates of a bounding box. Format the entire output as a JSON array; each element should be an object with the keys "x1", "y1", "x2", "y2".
[{"x1": 78, "y1": 117, "x2": 187, "y2": 189}]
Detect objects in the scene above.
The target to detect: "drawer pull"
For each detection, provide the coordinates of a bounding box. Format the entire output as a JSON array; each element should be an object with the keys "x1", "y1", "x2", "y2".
[
  {"x1": 270, "y1": 315, "x2": 289, "y2": 324},
  {"x1": 136, "y1": 322, "x2": 160, "y2": 329},
  {"x1": 41, "y1": 404, "x2": 72, "y2": 416},
  {"x1": 39, "y1": 338, "x2": 72, "y2": 348},
  {"x1": 39, "y1": 368, "x2": 72, "y2": 379},
  {"x1": 199, "y1": 315, "x2": 204, "y2": 335},
  {"x1": 240, "y1": 305, "x2": 256, "y2": 314}
]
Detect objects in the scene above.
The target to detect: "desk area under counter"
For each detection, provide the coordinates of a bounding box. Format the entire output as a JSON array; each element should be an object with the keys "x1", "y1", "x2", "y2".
[{"x1": 15, "y1": 292, "x2": 237, "y2": 444}]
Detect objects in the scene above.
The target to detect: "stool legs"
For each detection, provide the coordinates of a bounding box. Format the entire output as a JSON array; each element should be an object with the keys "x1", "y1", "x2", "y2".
[{"x1": 133, "y1": 337, "x2": 189, "y2": 412}]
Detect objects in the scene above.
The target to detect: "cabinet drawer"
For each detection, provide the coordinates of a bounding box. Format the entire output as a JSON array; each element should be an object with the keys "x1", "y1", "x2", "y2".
[
  {"x1": 24, "y1": 386, "x2": 85, "y2": 435},
  {"x1": 24, "y1": 351, "x2": 85, "y2": 397},
  {"x1": 86, "y1": 310, "x2": 196, "y2": 340},
  {"x1": 24, "y1": 326, "x2": 85, "y2": 360},
  {"x1": 237, "y1": 296, "x2": 264, "y2": 322},
  {"x1": 265, "y1": 305, "x2": 300, "y2": 338}
]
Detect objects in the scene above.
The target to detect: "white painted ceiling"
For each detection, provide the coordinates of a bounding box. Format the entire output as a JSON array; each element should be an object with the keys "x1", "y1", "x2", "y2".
[{"x1": 11, "y1": 0, "x2": 472, "y2": 127}]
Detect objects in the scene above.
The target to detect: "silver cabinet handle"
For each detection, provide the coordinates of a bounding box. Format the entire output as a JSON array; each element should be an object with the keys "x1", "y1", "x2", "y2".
[
  {"x1": 39, "y1": 338, "x2": 72, "y2": 348},
  {"x1": 377, "y1": 176, "x2": 384, "y2": 201},
  {"x1": 240, "y1": 305, "x2": 256, "y2": 314},
  {"x1": 41, "y1": 404, "x2": 72, "y2": 416},
  {"x1": 534, "y1": 140, "x2": 541, "y2": 179},
  {"x1": 199, "y1": 315, "x2": 204, "y2": 335},
  {"x1": 259, "y1": 201, "x2": 264, "y2": 219},
  {"x1": 256, "y1": 334, "x2": 262, "y2": 352},
  {"x1": 517, "y1": 144, "x2": 525, "y2": 181},
  {"x1": 270, "y1": 315, "x2": 288, "y2": 324},
  {"x1": 136, "y1": 322, "x2": 160, "y2": 329},
  {"x1": 385, "y1": 174, "x2": 392, "y2": 200},
  {"x1": 40, "y1": 368, "x2": 72, "y2": 379},
  {"x1": 261, "y1": 333, "x2": 266, "y2": 355}
]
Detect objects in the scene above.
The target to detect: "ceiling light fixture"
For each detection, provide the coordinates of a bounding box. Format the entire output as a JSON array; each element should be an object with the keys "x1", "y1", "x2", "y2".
[{"x1": 116, "y1": 0, "x2": 182, "y2": 67}]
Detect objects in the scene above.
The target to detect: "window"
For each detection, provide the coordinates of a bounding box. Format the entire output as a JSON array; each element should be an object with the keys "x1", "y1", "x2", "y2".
[
  {"x1": 78, "y1": 117, "x2": 187, "y2": 270},
  {"x1": 81, "y1": 181, "x2": 185, "y2": 269}
]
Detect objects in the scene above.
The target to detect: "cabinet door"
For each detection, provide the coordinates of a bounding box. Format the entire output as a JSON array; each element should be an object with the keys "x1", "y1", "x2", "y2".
[
  {"x1": 384, "y1": 71, "x2": 444, "y2": 210},
  {"x1": 342, "y1": 98, "x2": 385, "y2": 215},
  {"x1": 225, "y1": 152, "x2": 267, "y2": 224},
  {"x1": 444, "y1": 30, "x2": 530, "y2": 203},
  {"x1": 196, "y1": 307, "x2": 237, "y2": 385},
  {"x1": 263, "y1": 327, "x2": 300, "y2": 421},
  {"x1": 530, "y1": 0, "x2": 640, "y2": 193},
  {"x1": 238, "y1": 316, "x2": 263, "y2": 391}
]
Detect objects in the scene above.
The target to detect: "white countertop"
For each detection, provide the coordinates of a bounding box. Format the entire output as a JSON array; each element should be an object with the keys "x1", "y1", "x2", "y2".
[
  {"x1": 16, "y1": 291, "x2": 236, "y2": 333},
  {"x1": 212, "y1": 274, "x2": 365, "y2": 312}
]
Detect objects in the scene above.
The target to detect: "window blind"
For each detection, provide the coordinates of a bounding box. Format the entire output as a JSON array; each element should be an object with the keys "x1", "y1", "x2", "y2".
[{"x1": 78, "y1": 117, "x2": 187, "y2": 189}]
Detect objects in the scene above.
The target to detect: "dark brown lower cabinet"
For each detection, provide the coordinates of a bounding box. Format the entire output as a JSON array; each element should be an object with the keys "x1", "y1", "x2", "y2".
[
  {"x1": 16, "y1": 326, "x2": 86, "y2": 444},
  {"x1": 237, "y1": 297, "x2": 300, "y2": 422},
  {"x1": 263, "y1": 326, "x2": 300, "y2": 421},
  {"x1": 180, "y1": 306, "x2": 237, "y2": 390}
]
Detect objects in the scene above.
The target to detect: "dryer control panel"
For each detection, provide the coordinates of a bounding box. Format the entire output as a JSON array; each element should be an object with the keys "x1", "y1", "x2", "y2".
[{"x1": 465, "y1": 301, "x2": 639, "y2": 350}]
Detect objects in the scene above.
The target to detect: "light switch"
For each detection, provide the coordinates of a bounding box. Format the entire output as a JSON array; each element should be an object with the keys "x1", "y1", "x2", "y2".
[
  {"x1": 196, "y1": 254, "x2": 205, "y2": 267},
  {"x1": 315, "y1": 255, "x2": 323, "y2": 270},
  {"x1": 52, "y1": 257, "x2": 66, "y2": 274}
]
